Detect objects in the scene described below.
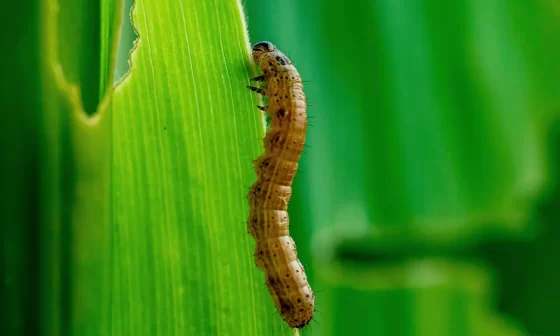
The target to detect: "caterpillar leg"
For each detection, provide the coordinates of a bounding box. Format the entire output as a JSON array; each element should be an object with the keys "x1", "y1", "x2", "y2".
[
  {"x1": 257, "y1": 105, "x2": 266, "y2": 111},
  {"x1": 247, "y1": 86, "x2": 265, "y2": 95},
  {"x1": 250, "y1": 75, "x2": 265, "y2": 82}
]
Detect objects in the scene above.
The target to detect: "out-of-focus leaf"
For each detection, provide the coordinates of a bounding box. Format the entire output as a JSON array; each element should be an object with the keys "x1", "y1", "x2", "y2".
[
  {"x1": 244, "y1": 0, "x2": 560, "y2": 335},
  {"x1": 37, "y1": 0, "x2": 119, "y2": 335}
]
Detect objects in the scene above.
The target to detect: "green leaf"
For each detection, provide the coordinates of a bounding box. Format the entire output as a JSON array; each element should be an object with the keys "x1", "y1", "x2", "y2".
[
  {"x1": 110, "y1": 0, "x2": 294, "y2": 334},
  {"x1": 55, "y1": 0, "x2": 120, "y2": 115},
  {"x1": 36, "y1": 0, "x2": 118, "y2": 335}
]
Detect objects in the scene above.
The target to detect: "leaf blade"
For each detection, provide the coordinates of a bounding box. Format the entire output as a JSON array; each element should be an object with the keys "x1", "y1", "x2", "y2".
[{"x1": 111, "y1": 0, "x2": 290, "y2": 334}]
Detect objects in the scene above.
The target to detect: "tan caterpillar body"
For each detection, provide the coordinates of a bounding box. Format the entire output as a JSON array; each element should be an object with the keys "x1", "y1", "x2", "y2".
[{"x1": 246, "y1": 41, "x2": 314, "y2": 329}]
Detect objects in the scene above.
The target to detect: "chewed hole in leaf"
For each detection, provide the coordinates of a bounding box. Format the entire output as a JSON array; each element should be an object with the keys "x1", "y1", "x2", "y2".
[{"x1": 113, "y1": 0, "x2": 138, "y2": 84}]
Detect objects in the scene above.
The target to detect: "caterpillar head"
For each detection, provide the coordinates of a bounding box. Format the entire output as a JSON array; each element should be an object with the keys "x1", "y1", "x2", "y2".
[{"x1": 252, "y1": 41, "x2": 276, "y2": 62}]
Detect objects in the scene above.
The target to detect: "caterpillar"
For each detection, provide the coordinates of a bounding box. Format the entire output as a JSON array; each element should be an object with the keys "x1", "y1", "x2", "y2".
[{"x1": 246, "y1": 41, "x2": 314, "y2": 329}]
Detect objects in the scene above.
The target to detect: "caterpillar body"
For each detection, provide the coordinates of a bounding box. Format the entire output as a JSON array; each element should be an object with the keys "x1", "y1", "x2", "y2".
[{"x1": 247, "y1": 41, "x2": 314, "y2": 329}]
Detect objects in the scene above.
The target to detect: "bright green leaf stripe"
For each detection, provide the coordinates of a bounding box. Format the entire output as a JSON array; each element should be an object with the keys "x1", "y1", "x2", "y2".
[{"x1": 111, "y1": 0, "x2": 292, "y2": 334}]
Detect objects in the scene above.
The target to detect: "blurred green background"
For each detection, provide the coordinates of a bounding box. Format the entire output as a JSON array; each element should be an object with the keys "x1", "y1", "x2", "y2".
[
  {"x1": 241, "y1": 0, "x2": 560, "y2": 335},
  {"x1": 3, "y1": 0, "x2": 560, "y2": 335}
]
